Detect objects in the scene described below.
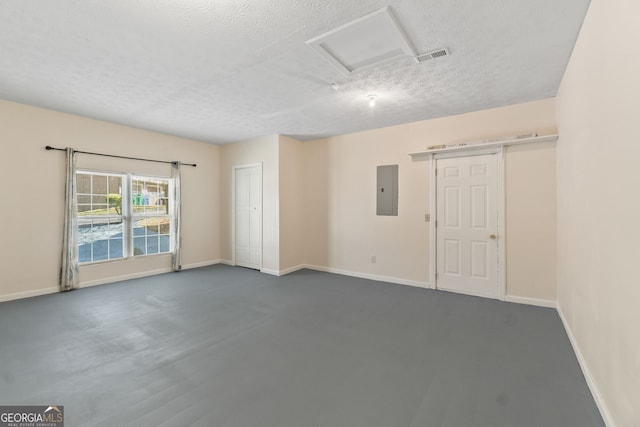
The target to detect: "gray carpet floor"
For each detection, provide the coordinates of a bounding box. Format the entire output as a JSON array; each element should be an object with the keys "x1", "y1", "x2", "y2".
[{"x1": 0, "y1": 265, "x2": 604, "y2": 426}]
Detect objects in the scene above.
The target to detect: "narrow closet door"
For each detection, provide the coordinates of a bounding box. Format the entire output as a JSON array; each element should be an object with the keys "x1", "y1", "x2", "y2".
[{"x1": 234, "y1": 165, "x2": 262, "y2": 270}]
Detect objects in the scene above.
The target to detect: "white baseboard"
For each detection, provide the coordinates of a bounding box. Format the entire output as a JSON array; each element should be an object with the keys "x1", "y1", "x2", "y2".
[
  {"x1": 278, "y1": 264, "x2": 306, "y2": 276},
  {"x1": 557, "y1": 305, "x2": 615, "y2": 427},
  {"x1": 0, "y1": 260, "x2": 223, "y2": 302},
  {"x1": 0, "y1": 286, "x2": 59, "y2": 303},
  {"x1": 219, "y1": 263, "x2": 425, "y2": 287},
  {"x1": 80, "y1": 267, "x2": 173, "y2": 288},
  {"x1": 504, "y1": 295, "x2": 558, "y2": 308},
  {"x1": 81, "y1": 259, "x2": 224, "y2": 287},
  {"x1": 216, "y1": 260, "x2": 279, "y2": 275},
  {"x1": 260, "y1": 268, "x2": 280, "y2": 276},
  {"x1": 181, "y1": 259, "x2": 221, "y2": 270},
  {"x1": 302, "y1": 264, "x2": 429, "y2": 288}
]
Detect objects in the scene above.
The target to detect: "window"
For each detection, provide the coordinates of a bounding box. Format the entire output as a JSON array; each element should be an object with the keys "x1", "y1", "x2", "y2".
[
  {"x1": 77, "y1": 172, "x2": 125, "y2": 263},
  {"x1": 131, "y1": 176, "x2": 171, "y2": 256},
  {"x1": 77, "y1": 171, "x2": 173, "y2": 264}
]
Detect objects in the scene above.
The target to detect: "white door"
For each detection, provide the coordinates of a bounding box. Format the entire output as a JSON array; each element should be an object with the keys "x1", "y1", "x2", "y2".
[
  {"x1": 234, "y1": 165, "x2": 262, "y2": 270},
  {"x1": 436, "y1": 154, "x2": 498, "y2": 299}
]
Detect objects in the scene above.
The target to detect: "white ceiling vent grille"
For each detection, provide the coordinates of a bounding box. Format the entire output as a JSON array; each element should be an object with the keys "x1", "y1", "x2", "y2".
[
  {"x1": 416, "y1": 48, "x2": 450, "y2": 63},
  {"x1": 306, "y1": 7, "x2": 418, "y2": 75}
]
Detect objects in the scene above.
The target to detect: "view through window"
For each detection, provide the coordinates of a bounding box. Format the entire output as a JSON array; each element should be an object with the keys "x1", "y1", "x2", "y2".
[
  {"x1": 77, "y1": 172, "x2": 173, "y2": 263},
  {"x1": 132, "y1": 176, "x2": 171, "y2": 256}
]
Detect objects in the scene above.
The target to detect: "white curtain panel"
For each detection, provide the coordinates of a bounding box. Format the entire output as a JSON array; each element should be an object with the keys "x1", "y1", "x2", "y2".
[
  {"x1": 172, "y1": 162, "x2": 182, "y2": 271},
  {"x1": 60, "y1": 148, "x2": 79, "y2": 291}
]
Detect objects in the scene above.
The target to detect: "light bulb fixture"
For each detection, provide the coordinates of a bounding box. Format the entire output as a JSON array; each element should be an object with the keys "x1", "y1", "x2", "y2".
[{"x1": 367, "y1": 94, "x2": 377, "y2": 108}]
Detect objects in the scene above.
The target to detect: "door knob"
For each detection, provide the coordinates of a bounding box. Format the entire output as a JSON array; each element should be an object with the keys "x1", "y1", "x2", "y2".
[{"x1": 489, "y1": 234, "x2": 497, "y2": 240}]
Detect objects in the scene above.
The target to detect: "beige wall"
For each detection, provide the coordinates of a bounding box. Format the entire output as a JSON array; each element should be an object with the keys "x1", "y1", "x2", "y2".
[
  {"x1": 219, "y1": 135, "x2": 280, "y2": 273},
  {"x1": 303, "y1": 140, "x2": 330, "y2": 268},
  {"x1": 304, "y1": 98, "x2": 558, "y2": 298},
  {"x1": 219, "y1": 135, "x2": 305, "y2": 275},
  {"x1": 303, "y1": 124, "x2": 431, "y2": 285},
  {"x1": 279, "y1": 135, "x2": 306, "y2": 272},
  {"x1": 556, "y1": 0, "x2": 640, "y2": 425},
  {"x1": 0, "y1": 97, "x2": 560, "y2": 304},
  {"x1": 505, "y1": 142, "x2": 557, "y2": 301},
  {"x1": 0, "y1": 100, "x2": 220, "y2": 299}
]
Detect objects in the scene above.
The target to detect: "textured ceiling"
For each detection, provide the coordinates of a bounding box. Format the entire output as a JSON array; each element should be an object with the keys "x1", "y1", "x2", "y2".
[{"x1": 0, "y1": 0, "x2": 590, "y2": 144}]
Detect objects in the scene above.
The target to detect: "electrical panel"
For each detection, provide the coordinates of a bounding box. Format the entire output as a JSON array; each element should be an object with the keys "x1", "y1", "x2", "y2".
[{"x1": 376, "y1": 165, "x2": 398, "y2": 216}]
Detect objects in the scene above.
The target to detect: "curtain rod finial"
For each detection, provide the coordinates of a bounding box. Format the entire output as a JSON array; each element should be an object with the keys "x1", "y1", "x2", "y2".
[{"x1": 45, "y1": 145, "x2": 53, "y2": 150}]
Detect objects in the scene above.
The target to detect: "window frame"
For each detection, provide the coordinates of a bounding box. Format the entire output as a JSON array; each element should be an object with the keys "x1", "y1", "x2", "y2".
[
  {"x1": 130, "y1": 174, "x2": 174, "y2": 258},
  {"x1": 76, "y1": 171, "x2": 127, "y2": 264},
  {"x1": 76, "y1": 170, "x2": 174, "y2": 265}
]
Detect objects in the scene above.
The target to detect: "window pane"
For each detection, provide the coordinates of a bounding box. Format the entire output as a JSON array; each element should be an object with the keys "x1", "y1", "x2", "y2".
[
  {"x1": 160, "y1": 235, "x2": 170, "y2": 252},
  {"x1": 107, "y1": 193, "x2": 122, "y2": 215},
  {"x1": 92, "y1": 175, "x2": 107, "y2": 194},
  {"x1": 145, "y1": 221, "x2": 159, "y2": 234},
  {"x1": 146, "y1": 235, "x2": 159, "y2": 254},
  {"x1": 91, "y1": 204, "x2": 109, "y2": 216},
  {"x1": 92, "y1": 240, "x2": 108, "y2": 261},
  {"x1": 158, "y1": 198, "x2": 169, "y2": 214},
  {"x1": 107, "y1": 221, "x2": 124, "y2": 240},
  {"x1": 159, "y1": 219, "x2": 170, "y2": 235},
  {"x1": 109, "y1": 238, "x2": 123, "y2": 259},
  {"x1": 108, "y1": 176, "x2": 122, "y2": 193},
  {"x1": 132, "y1": 192, "x2": 144, "y2": 207},
  {"x1": 134, "y1": 217, "x2": 170, "y2": 235},
  {"x1": 92, "y1": 195, "x2": 107, "y2": 204},
  {"x1": 77, "y1": 174, "x2": 91, "y2": 193},
  {"x1": 133, "y1": 237, "x2": 146, "y2": 256},
  {"x1": 77, "y1": 205, "x2": 92, "y2": 215},
  {"x1": 78, "y1": 220, "x2": 94, "y2": 245},
  {"x1": 133, "y1": 222, "x2": 145, "y2": 237},
  {"x1": 79, "y1": 242, "x2": 92, "y2": 263},
  {"x1": 159, "y1": 183, "x2": 168, "y2": 197}
]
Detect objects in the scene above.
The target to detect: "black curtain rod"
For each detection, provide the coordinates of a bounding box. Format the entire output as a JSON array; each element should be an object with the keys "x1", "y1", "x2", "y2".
[{"x1": 45, "y1": 146, "x2": 196, "y2": 167}]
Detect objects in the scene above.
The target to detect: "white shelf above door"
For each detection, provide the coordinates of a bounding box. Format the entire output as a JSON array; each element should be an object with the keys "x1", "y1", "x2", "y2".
[{"x1": 409, "y1": 134, "x2": 559, "y2": 159}]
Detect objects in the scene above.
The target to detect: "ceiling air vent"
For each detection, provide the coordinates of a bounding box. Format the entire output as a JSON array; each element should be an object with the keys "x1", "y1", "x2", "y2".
[{"x1": 416, "y1": 48, "x2": 450, "y2": 63}]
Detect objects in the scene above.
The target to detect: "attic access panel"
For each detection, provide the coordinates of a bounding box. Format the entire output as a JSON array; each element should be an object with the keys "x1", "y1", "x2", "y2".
[{"x1": 306, "y1": 6, "x2": 417, "y2": 75}]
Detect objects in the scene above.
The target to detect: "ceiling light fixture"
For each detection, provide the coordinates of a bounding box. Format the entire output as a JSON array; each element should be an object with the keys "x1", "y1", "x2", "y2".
[{"x1": 367, "y1": 94, "x2": 377, "y2": 108}]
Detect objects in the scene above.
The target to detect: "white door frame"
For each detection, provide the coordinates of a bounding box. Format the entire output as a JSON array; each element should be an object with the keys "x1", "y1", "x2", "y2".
[
  {"x1": 232, "y1": 163, "x2": 263, "y2": 269},
  {"x1": 428, "y1": 146, "x2": 506, "y2": 300}
]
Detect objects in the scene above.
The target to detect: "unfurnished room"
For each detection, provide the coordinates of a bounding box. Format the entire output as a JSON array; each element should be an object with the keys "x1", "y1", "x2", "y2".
[{"x1": 0, "y1": 1, "x2": 638, "y2": 426}]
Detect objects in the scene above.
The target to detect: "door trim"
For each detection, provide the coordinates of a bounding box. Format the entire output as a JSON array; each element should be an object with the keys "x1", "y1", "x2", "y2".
[
  {"x1": 428, "y1": 146, "x2": 506, "y2": 300},
  {"x1": 232, "y1": 163, "x2": 263, "y2": 270}
]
